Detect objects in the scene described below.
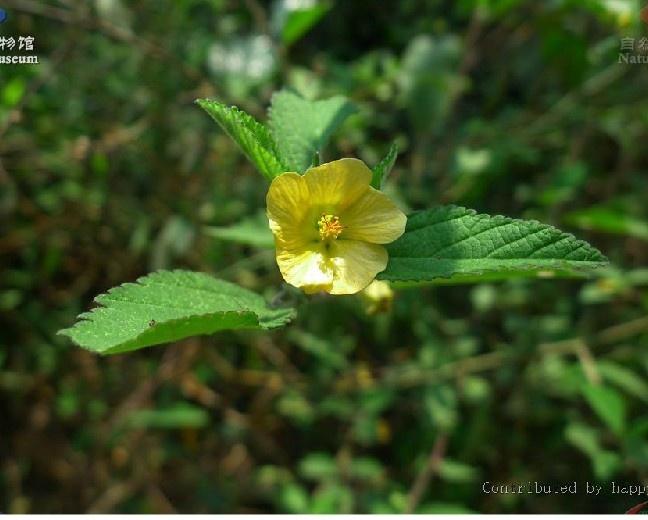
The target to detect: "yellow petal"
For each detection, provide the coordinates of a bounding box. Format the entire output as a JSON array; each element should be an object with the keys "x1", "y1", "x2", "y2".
[
  {"x1": 275, "y1": 244, "x2": 334, "y2": 293},
  {"x1": 340, "y1": 187, "x2": 407, "y2": 244},
  {"x1": 304, "y1": 158, "x2": 371, "y2": 209},
  {"x1": 266, "y1": 172, "x2": 313, "y2": 245},
  {"x1": 328, "y1": 240, "x2": 388, "y2": 295}
]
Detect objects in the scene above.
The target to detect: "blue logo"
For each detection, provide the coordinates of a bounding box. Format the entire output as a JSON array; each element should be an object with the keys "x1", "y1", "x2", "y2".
[{"x1": 0, "y1": 8, "x2": 7, "y2": 23}]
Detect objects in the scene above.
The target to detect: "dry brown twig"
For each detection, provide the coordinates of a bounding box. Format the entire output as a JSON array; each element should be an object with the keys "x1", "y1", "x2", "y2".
[{"x1": 405, "y1": 433, "x2": 449, "y2": 514}]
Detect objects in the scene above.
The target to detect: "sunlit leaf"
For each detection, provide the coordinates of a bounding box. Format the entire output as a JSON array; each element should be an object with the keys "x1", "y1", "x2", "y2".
[
  {"x1": 298, "y1": 452, "x2": 338, "y2": 481},
  {"x1": 272, "y1": 0, "x2": 332, "y2": 46},
  {"x1": 58, "y1": 270, "x2": 295, "y2": 355},
  {"x1": 197, "y1": 99, "x2": 286, "y2": 180},
  {"x1": 269, "y1": 90, "x2": 355, "y2": 172},
  {"x1": 581, "y1": 383, "x2": 626, "y2": 435},
  {"x1": 278, "y1": 483, "x2": 310, "y2": 513},
  {"x1": 380, "y1": 205, "x2": 608, "y2": 284}
]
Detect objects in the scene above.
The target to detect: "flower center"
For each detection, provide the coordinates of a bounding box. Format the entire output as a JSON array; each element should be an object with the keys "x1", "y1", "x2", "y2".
[{"x1": 318, "y1": 213, "x2": 343, "y2": 240}]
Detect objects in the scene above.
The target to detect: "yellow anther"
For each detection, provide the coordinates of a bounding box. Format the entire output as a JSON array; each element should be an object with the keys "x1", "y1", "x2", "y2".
[{"x1": 318, "y1": 213, "x2": 343, "y2": 240}]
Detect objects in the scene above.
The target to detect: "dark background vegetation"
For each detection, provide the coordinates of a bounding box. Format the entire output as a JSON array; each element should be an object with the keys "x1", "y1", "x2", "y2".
[{"x1": 2, "y1": 0, "x2": 648, "y2": 513}]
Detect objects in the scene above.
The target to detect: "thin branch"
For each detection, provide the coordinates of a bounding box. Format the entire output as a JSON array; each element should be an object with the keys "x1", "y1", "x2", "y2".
[
  {"x1": 87, "y1": 478, "x2": 142, "y2": 514},
  {"x1": 405, "y1": 433, "x2": 449, "y2": 514},
  {"x1": 574, "y1": 340, "x2": 602, "y2": 385}
]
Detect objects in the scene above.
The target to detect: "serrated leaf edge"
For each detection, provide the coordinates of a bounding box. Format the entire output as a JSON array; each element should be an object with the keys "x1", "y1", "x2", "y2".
[
  {"x1": 58, "y1": 270, "x2": 296, "y2": 354},
  {"x1": 267, "y1": 90, "x2": 356, "y2": 172},
  {"x1": 380, "y1": 205, "x2": 609, "y2": 283},
  {"x1": 196, "y1": 99, "x2": 287, "y2": 180}
]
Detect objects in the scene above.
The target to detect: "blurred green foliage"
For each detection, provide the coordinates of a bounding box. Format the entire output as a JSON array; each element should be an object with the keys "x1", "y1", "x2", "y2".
[{"x1": 1, "y1": 0, "x2": 648, "y2": 514}]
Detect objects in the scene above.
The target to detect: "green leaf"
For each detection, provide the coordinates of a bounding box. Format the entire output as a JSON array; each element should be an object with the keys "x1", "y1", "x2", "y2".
[
  {"x1": 564, "y1": 421, "x2": 621, "y2": 480},
  {"x1": 438, "y1": 459, "x2": 480, "y2": 483},
  {"x1": 197, "y1": 99, "x2": 286, "y2": 181},
  {"x1": 278, "y1": 483, "x2": 310, "y2": 513},
  {"x1": 298, "y1": 452, "x2": 338, "y2": 481},
  {"x1": 310, "y1": 483, "x2": 353, "y2": 514},
  {"x1": 598, "y1": 361, "x2": 648, "y2": 404},
  {"x1": 268, "y1": 90, "x2": 355, "y2": 172},
  {"x1": 125, "y1": 403, "x2": 209, "y2": 429},
  {"x1": 581, "y1": 383, "x2": 627, "y2": 435},
  {"x1": 564, "y1": 205, "x2": 648, "y2": 241},
  {"x1": 58, "y1": 270, "x2": 295, "y2": 355},
  {"x1": 347, "y1": 457, "x2": 384, "y2": 483},
  {"x1": 380, "y1": 205, "x2": 608, "y2": 283},
  {"x1": 277, "y1": 390, "x2": 315, "y2": 425},
  {"x1": 423, "y1": 385, "x2": 458, "y2": 431},
  {"x1": 371, "y1": 142, "x2": 398, "y2": 189},
  {"x1": 273, "y1": 0, "x2": 331, "y2": 46},
  {"x1": 205, "y1": 211, "x2": 274, "y2": 249}
]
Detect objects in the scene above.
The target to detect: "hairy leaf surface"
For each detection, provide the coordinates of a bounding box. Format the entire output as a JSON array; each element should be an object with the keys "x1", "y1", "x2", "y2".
[
  {"x1": 380, "y1": 206, "x2": 608, "y2": 283},
  {"x1": 59, "y1": 270, "x2": 295, "y2": 354},
  {"x1": 269, "y1": 90, "x2": 355, "y2": 172},
  {"x1": 197, "y1": 99, "x2": 286, "y2": 180}
]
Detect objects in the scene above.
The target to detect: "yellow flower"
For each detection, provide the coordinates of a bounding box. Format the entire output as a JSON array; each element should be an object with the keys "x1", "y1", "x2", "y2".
[
  {"x1": 360, "y1": 280, "x2": 394, "y2": 315},
  {"x1": 266, "y1": 158, "x2": 407, "y2": 295}
]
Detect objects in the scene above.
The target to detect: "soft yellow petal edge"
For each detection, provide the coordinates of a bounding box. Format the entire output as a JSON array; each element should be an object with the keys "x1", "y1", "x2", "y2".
[
  {"x1": 266, "y1": 171, "x2": 308, "y2": 229},
  {"x1": 304, "y1": 158, "x2": 372, "y2": 209},
  {"x1": 341, "y1": 187, "x2": 407, "y2": 244},
  {"x1": 275, "y1": 244, "x2": 334, "y2": 293},
  {"x1": 328, "y1": 240, "x2": 388, "y2": 295},
  {"x1": 266, "y1": 172, "x2": 313, "y2": 245}
]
